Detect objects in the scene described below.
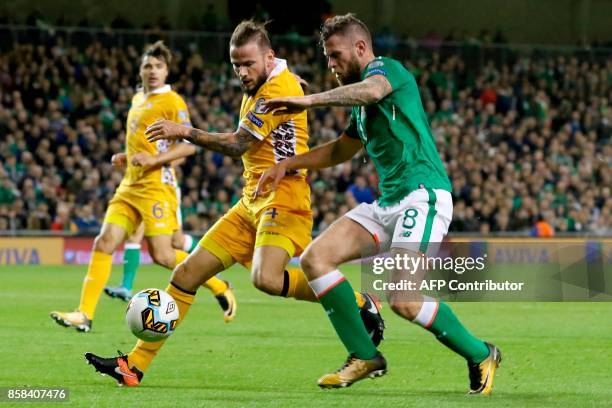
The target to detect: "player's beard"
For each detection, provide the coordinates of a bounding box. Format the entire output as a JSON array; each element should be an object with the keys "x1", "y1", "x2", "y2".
[
  {"x1": 336, "y1": 56, "x2": 362, "y2": 85},
  {"x1": 243, "y1": 72, "x2": 268, "y2": 96}
]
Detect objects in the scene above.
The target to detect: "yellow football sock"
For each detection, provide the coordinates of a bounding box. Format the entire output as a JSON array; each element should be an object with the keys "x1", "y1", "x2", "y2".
[
  {"x1": 128, "y1": 283, "x2": 194, "y2": 372},
  {"x1": 354, "y1": 291, "x2": 366, "y2": 308},
  {"x1": 174, "y1": 249, "x2": 188, "y2": 266},
  {"x1": 78, "y1": 251, "x2": 113, "y2": 320},
  {"x1": 202, "y1": 276, "x2": 228, "y2": 296},
  {"x1": 285, "y1": 268, "x2": 317, "y2": 301},
  {"x1": 284, "y1": 268, "x2": 365, "y2": 307}
]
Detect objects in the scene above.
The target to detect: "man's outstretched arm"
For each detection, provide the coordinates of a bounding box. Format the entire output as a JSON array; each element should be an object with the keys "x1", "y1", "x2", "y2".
[
  {"x1": 262, "y1": 75, "x2": 392, "y2": 113},
  {"x1": 254, "y1": 134, "x2": 362, "y2": 197},
  {"x1": 145, "y1": 119, "x2": 257, "y2": 158}
]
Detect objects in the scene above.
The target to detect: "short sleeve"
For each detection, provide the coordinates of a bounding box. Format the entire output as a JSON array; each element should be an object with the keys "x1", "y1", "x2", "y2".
[
  {"x1": 344, "y1": 111, "x2": 360, "y2": 139},
  {"x1": 173, "y1": 96, "x2": 192, "y2": 128},
  {"x1": 363, "y1": 58, "x2": 408, "y2": 91}
]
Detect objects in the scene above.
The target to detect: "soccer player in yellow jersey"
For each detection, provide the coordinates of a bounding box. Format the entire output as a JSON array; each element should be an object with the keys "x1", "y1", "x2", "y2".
[
  {"x1": 84, "y1": 21, "x2": 384, "y2": 386},
  {"x1": 50, "y1": 41, "x2": 235, "y2": 332},
  {"x1": 102, "y1": 149, "x2": 236, "y2": 319}
]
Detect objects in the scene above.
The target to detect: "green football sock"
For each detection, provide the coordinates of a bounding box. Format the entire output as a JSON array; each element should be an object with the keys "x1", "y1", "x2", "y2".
[
  {"x1": 121, "y1": 244, "x2": 141, "y2": 291},
  {"x1": 417, "y1": 299, "x2": 489, "y2": 364},
  {"x1": 310, "y1": 270, "x2": 377, "y2": 360}
]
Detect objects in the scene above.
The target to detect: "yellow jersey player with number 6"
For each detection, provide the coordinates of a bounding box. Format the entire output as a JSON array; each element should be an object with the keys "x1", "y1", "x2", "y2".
[{"x1": 50, "y1": 41, "x2": 235, "y2": 332}]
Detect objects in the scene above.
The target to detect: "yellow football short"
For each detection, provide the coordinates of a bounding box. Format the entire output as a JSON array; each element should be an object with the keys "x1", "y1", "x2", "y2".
[
  {"x1": 200, "y1": 179, "x2": 313, "y2": 269},
  {"x1": 104, "y1": 188, "x2": 179, "y2": 237}
]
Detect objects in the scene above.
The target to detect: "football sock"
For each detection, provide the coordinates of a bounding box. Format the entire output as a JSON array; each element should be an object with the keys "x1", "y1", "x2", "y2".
[
  {"x1": 78, "y1": 251, "x2": 113, "y2": 319},
  {"x1": 283, "y1": 268, "x2": 366, "y2": 308},
  {"x1": 121, "y1": 243, "x2": 141, "y2": 291},
  {"x1": 182, "y1": 235, "x2": 199, "y2": 253},
  {"x1": 413, "y1": 296, "x2": 490, "y2": 364},
  {"x1": 174, "y1": 249, "x2": 188, "y2": 266},
  {"x1": 128, "y1": 282, "x2": 195, "y2": 372},
  {"x1": 202, "y1": 276, "x2": 228, "y2": 296},
  {"x1": 309, "y1": 270, "x2": 377, "y2": 360},
  {"x1": 283, "y1": 268, "x2": 317, "y2": 301},
  {"x1": 354, "y1": 292, "x2": 366, "y2": 308}
]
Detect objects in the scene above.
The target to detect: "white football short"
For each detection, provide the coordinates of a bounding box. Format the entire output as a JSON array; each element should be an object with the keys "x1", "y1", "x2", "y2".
[{"x1": 345, "y1": 187, "x2": 453, "y2": 255}]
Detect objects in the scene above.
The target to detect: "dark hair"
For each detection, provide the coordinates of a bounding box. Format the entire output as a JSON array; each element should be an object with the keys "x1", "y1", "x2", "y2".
[
  {"x1": 320, "y1": 13, "x2": 371, "y2": 45},
  {"x1": 142, "y1": 40, "x2": 172, "y2": 65},
  {"x1": 230, "y1": 20, "x2": 272, "y2": 50}
]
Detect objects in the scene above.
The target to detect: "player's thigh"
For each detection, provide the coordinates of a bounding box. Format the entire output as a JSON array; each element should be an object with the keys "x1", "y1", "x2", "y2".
[
  {"x1": 104, "y1": 194, "x2": 141, "y2": 238},
  {"x1": 94, "y1": 221, "x2": 129, "y2": 254},
  {"x1": 126, "y1": 222, "x2": 145, "y2": 244},
  {"x1": 300, "y1": 215, "x2": 379, "y2": 279},
  {"x1": 251, "y1": 245, "x2": 290, "y2": 294},
  {"x1": 199, "y1": 203, "x2": 256, "y2": 269},
  {"x1": 171, "y1": 245, "x2": 226, "y2": 292}
]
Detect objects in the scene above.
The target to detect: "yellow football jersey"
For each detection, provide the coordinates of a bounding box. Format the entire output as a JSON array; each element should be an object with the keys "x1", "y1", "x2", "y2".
[
  {"x1": 238, "y1": 59, "x2": 309, "y2": 196},
  {"x1": 117, "y1": 85, "x2": 191, "y2": 195}
]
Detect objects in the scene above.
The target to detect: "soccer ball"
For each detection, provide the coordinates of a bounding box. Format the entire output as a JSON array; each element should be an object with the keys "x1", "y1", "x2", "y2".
[{"x1": 126, "y1": 288, "x2": 179, "y2": 342}]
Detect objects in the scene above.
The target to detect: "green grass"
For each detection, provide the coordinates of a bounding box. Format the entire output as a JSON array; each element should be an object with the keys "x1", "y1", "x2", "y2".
[{"x1": 1, "y1": 265, "x2": 611, "y2": 407}]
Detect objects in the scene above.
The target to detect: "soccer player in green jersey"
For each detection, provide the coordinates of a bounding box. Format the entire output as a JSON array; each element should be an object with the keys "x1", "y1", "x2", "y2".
[{"x1": 256, "y1": 14, "x2": 501, "y2": 394}]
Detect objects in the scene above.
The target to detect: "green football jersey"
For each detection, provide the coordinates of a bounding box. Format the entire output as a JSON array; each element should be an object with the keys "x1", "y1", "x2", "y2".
[{"x1": 345, "y1": 56, "x2": 452, "y2": 207}]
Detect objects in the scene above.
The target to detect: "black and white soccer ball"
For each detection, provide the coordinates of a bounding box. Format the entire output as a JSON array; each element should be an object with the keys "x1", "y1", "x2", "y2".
[{"x1": 126, "y1": 288, "x2": 179, "y2": 341}]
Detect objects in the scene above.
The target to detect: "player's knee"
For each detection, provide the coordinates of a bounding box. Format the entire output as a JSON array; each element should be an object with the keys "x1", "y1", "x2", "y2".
[
  {"x1": 388, "y1": 297, "x2": 420, "y2": 320},
  {"x1": 149, "y1": 248, "x2": 175, "y2": 269},
  {"x1": 93, "y1": 232, "x2": 117, "y2": 254},
  {"x1": 299, "y1": 246, "x2": 331, "y2": 278},
  {"x1": 251, "y1": 267, "x2": 283, "y2": 296},
  {"x1": 170, "y1": 262, "x2": 199, "y2": 293}
]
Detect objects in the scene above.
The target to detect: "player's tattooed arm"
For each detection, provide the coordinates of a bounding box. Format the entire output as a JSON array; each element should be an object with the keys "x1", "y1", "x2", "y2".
[
  {"x1": 186, "y1": 127, "x2": 256, "y2": 158},
  {"x1": 262, "y1": 75, "x2": 392, "y2": 113},
  {"x1": 145, "y1": 119, "x2": 256, "y2": 158},
  {"x1": 310, "y1": 75, "x2": 392, "y2": 106}
]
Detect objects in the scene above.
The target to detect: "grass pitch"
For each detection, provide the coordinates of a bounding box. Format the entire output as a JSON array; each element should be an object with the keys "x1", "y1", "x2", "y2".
[{"x1": 1, "y1": 264, "x2": 611, "y2": 407}]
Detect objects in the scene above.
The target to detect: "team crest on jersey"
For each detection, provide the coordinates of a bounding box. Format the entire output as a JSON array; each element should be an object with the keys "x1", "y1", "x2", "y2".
[{"x1": 254, "y1": 98, "x2": 267, "y2": 114}]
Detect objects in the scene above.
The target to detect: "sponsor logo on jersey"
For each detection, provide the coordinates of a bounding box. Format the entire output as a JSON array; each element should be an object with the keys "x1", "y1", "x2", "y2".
[
  {"x1": 246, "y1": 111, "x2": 264, "y2": 128},
  {"x1": 366, "y1": 68, "x2": 387, "y2": 77},
  {"x1": 369, "y1": 60, "x2": 384, "y2": 68},
  {"x1": 178, "y1": 110, "x2": 188, "y2": 120}
]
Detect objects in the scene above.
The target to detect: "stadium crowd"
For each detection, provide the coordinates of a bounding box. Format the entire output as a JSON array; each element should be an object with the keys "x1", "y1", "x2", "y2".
[{"x1": 0, "y1": 35, "x2": 610, "y2": 236}]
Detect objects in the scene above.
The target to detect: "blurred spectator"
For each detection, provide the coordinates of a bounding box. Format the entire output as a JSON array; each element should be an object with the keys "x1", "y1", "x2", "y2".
[
  {"x1": 51, "y1": 202, "x2": 78, "y2": 232},
  {"x1": 0, "y1": 30, "x2": 609, "y2": 239},
  {"x1": 73, "y1": 204, "x2": 101, "y2": 232},
  {"x1": 531, "y1": 214, "x2": 555, "y2": 237},
  {"x1": 347, "y1": 176, "x2": 374, "y2": 204}
]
